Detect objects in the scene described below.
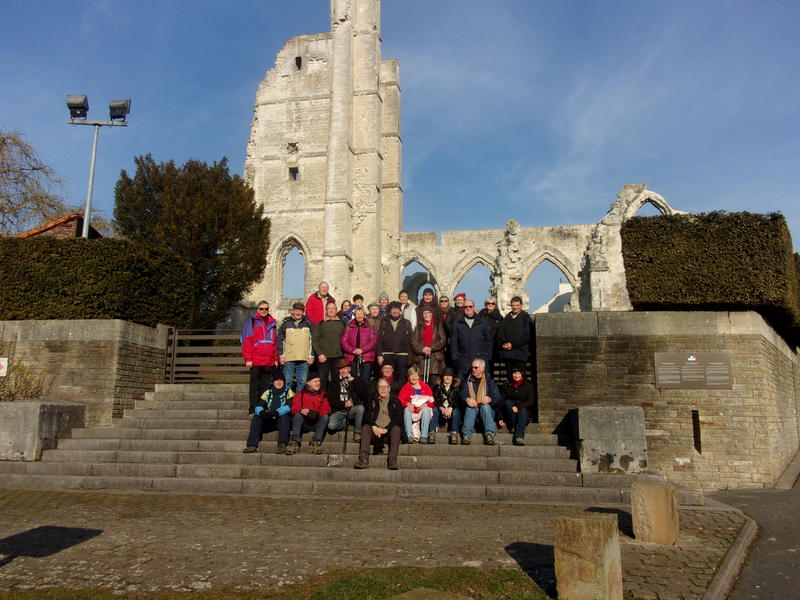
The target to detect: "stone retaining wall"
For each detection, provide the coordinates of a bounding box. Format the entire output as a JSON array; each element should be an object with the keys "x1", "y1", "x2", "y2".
[
  {"x1": 535, "y1": 311, "x2": 800, "y2": 491},
  {"x1": 1, "y1": 320, "x2": 168, "y2": 427}
]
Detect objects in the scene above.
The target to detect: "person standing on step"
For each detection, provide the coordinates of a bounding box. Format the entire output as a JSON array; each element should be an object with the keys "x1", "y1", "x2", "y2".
[
  {"x1": 376, "y1": 301, "x2": 413, "y2": 385},
  {"x1": 241, "y1": 300, "x2": 279, "y2": 414},
  {"x1": 450, "y1": 298, "x2": 493, "y2": 381},
  {"x1": 410, "y1": 307, "x2": 446, "y2": 386},
  {"x1": 243, "y1": 372, "x2": 294, "y2": 454},
  {"x1": 326, "y1": 358, "x2": 367, "y2": 443},
  {"x1": 398, "y1": 289, "x2": 417, "y2": 330},
  {"x1": 286, "y1": 371, "x2": 331, "y2": 455},
  {"x1": 341, "y1": 306, "x2": 378, "y2": 384},
  {"x1": 354, "y1": 378, "x2": 403, "y2": 470},
  {"x1": 430, "y1": 367, "x2": 462, "y2": 445},
  {"x1": 312, "y1": 302, "x2": 345, "y2": 385},
  {"x1": 305, "y1": 281, "x2": 336, "y2": 325},
  {"x1": 278, "y1": 302, "x2": 315, "y2": 392},
  {"x1": 459, "y1": 358, "x2": 502, "y2": 446},
  {"x1": 497, "y1": 295, "x2": 533, "y2": 383},
  {"x1": 500, "y1": 366, "x2": 535, "y2": 446}
]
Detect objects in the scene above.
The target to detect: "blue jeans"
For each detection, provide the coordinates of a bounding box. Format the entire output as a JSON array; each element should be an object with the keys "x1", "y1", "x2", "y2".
[
  {"x1": 284, "y1": 360, "x2": 309, "y2": 392},
  {"x1": 502, "y1": 400, "x2": 530, "y2": 439},
  {"x1": 403, "y1": 406, "x2": 431, "y2": 441},
  {"x1": 429, "y1": 406, "x2": 461, "y2": 433},
  {"x1": 462, "y1": 402, "x2": 496, "y2": 438},
  {"x1": 246, "y1": 413, "x2": 291, "y2": 447}
]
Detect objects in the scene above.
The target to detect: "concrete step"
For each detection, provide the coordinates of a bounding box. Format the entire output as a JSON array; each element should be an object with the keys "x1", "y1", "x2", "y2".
[
  {"x1": 154, "y1": 384, "x2": 248, "y2": 394},
  {"x1": 72, "y1": 428, "x2": 247, "y2": 441},
  {"x1": 55, "y1": 437, "x2": 570, "y2": 457},
  {"x1": 145, "y1": 391, "x2": 249, "y2": 402},
  {"x1": 0, "y1": 473, "x2": 634, "y2": 504},
  {"x1": 112, "y1": 418, "x2": 246, "y2": 429},
  {"x1": 135, "y1": 400, "x2": 248, "y2": 411},
  {"x1": 123, "y1": 409, "x2": 246, "y2": 420}
]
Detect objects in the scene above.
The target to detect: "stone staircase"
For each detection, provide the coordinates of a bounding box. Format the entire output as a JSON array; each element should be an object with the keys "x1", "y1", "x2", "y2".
[{"x1": 0, "y1": 384, "x2": 703, "y2": 505}]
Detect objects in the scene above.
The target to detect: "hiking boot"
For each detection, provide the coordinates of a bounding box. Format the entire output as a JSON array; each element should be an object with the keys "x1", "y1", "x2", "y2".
[
  {"x1": 354, "y1": 451, "x2": 370, "y2": 469},
  {"x1": 428, "y1": 432, "x2": 436, "y2": 444},
  {"x1": 448, "y1": 432, "x2": 458, "y2": 445},
  {"x1": 484, "y1": 432, "x2": 496, "y2": 446},
  {"x1": 461, "y1": 436, "x2": 471, "y2": 446},
  {"x1": 387, "y1": 456, "x2": 399, "y2": 470},
  {"x1": 243, "y1": 446, "x2": 257, "y2": 454},
  {"x1": 513, "y1": 437, "x2": 525, "y2": 446},
  {"x1": 285, "y1": 441, "x2": 300, "y2": 455},
  {"x1": 275, "y1": 442, "x2": 286, "y2": 454},
  {"x1": 352, "y1": 432, "x2": 362, "y2": 443},
  {"x1": 309, "y1": 440, "x2": 323, "y2": 455}
]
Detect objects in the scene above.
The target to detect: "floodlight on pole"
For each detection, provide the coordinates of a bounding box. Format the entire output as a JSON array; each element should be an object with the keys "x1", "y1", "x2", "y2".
[{"x1": 66, "y1": 94, "x2": 132, "y2": 238}]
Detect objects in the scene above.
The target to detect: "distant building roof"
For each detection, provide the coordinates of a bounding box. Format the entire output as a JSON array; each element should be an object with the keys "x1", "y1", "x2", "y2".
[{"x1": 15, "y1": 212, "x2": 103, "y2": 239}]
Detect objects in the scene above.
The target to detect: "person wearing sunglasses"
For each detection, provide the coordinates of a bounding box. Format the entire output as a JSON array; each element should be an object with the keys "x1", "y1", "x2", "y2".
[
  {"x1": 449, "y1": 299, "x2": 493, "y2": 381},
  {"x1": 241, "y1": 301, "x2": 279, "y2": 414},
  {"x1": 459, "y1": 358, "x2": 502, "y2": 445}
]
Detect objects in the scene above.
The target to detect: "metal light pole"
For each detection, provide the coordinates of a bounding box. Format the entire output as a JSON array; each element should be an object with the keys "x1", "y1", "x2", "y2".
[{"x1": 66, "y1": 95, "x2": 131, "y2": 238}]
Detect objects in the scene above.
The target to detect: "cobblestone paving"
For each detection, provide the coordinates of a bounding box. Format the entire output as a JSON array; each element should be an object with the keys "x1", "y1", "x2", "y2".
[{"x1": 0, "y1": 491, "x2": 745, "y2": 598}]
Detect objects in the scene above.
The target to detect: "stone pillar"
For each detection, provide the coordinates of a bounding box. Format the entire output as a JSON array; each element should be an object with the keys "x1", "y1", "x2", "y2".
[
  {"x1": 349, "y1": 0, "x2": 384, "y2": 301},
  {"x1": 323, "y1": 0, "x2": 355, "y2": 301},
  {"x1": 554, "y1": 513, "x2": 623, "y2": 600},
  {"x1": 380, "y1": 58, "x2": 403, "y2": 300},
  {"x1": 631, "y1": 480, "x2": 680, "y2": 545}
]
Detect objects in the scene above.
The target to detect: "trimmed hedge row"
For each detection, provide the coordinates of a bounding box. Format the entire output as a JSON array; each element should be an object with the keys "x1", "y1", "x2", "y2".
[
  {"x1": 0, "y1": 237, "x2": 193, "y2": 327},
  {"x1": 621, "y1": 211, "x2": 800, "y2": 345}
]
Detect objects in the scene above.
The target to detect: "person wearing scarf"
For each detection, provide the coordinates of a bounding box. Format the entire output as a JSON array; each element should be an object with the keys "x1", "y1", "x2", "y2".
[
  {"x1": 286, "y1": 371, "x2": 331, "y2": 455},
  {"x1": 500, "y1": 366, "x2": 535, "y2": 446},
  {"x1": 410, "y1": 308, "x2": 446, "y2": 386},
  {"x1": 459, "y1": 358, "x2": 502, "y2": 445},
  {"x1": 354, "y1": 378, "x2": 404, "y2": 470},
  {"x1": 243, "y1": 372, "x2": 294, "y2": 454},
  {"x1": 431, "y1": 367, "x2": 461, "y2": 445}
]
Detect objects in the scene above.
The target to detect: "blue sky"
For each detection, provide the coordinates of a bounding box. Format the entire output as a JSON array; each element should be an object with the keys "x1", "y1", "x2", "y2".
[{"x1": 3, "y1": 1, "x2": 799, "y2": 308}]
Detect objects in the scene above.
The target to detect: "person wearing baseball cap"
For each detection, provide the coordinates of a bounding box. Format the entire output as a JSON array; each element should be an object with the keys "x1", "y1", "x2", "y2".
[{"x1": 278, "y1": 301, "x2": 315, "y2": 392}]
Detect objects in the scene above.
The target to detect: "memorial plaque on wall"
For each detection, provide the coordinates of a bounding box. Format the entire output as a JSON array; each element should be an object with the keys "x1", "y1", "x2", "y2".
[{"x1": 654, "y1": 352, "x2": 732, "y2": 389}]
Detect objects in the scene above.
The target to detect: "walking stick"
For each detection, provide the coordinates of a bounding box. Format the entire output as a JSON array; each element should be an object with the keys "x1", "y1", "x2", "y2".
[
  {"x1": 342, "y1": 407, "x2": 351, "y2": 454},
  {"x1": 423, "y1": 354, "x2": 430, "y2": 384}
]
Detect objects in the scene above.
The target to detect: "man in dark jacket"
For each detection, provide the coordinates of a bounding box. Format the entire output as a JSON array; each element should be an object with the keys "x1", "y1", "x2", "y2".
[
  {"x1": 354, "y1": 378, "x2": 404, "y2": 470},
  {"x1": 326, "y1": 358, "x2": 367, "y2": 442},
  {"x1": 459, "y1": 358, "x2": 502, "y2": 445},
  {"x1": 497, "y1": 296, "x2": 533, "y2": 382},
  {"x1": 376, "y1": 301, "x2": 413, "y2": 384},
  {"x1": 243, "y1": 372, "x2": 294, "y2": 454},
  {"x1": 450, "y1": 299, "x2": 493, "y2": 380}
]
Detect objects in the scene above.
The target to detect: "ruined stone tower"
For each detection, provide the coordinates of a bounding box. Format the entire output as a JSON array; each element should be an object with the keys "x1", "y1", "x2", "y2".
[{"x1": 244, "y1": 0, "x2": 402, "y2": 311}]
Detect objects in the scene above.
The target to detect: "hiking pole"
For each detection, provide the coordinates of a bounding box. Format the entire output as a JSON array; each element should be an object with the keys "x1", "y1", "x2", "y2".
[
  {"x1": 423, "y1": 355, "x2": 430, "y2": 384},
  {"x1": 342, "y1": 406, "x2": 350, "y2": 454}
]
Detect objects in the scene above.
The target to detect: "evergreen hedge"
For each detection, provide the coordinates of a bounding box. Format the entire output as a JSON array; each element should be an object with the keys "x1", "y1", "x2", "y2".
[
  {"x1": 0, "y1": 237, "x2": 193, "y2": 327},
  {"x1": 621, "y1": 211, "x2": 800, "y2": 345}
]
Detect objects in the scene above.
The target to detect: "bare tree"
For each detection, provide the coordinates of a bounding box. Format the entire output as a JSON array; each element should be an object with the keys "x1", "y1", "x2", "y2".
[{"x1": 0, "y1": 129, "x2": 68, "y2": 236}]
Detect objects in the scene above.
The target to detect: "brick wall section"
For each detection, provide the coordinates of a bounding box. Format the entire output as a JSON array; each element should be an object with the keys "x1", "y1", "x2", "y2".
[
  {"x1": 1, "y1": 320, "x2": 168, "y2": 427},
  {"x1": 535, "y1": 311, "x2": 800, "y2": 491}
]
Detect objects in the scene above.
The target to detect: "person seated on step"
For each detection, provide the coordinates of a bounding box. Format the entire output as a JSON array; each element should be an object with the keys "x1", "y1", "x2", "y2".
[
  {"x1": 286, "y1": 371, "x2": 331, "y2": 455},
  {"x1": 499, "y1": 366, "x2": 535, "y2": 446},
  {"x1": 243, "y1": 372, "x2": 294, "y2": 454},
  {"x1": 398, "y1": 366, "x2": 434, "y2": 444},
  {"x1": 430, "y1": 367, "x2": 462, "y2": 445},
  {"x1": 459, "y1": 358, "x2": 502, "y2": 446},
  {"x1": 354, "y1": 378, "x2": 404, "y2": 470},
  {"x1": 326, "y1": 358, "x2": 367, "y2": 443}
]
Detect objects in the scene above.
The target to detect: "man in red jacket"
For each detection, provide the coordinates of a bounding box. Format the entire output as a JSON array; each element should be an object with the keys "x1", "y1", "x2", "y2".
[
  {"x1": 305, "y1": 281, "x2": 336, "y2": 325},
  {"x1": 241, "y1": 301, "x2": 279, "y2": 413},
  {"x1": 286, "y1": 371, "x2": 331, "y2": 455}
]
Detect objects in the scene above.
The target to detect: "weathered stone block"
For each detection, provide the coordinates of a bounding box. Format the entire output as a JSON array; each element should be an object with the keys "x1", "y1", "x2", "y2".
[
  {"x1": 554, "y1": 513, "x2": 622, "y2": 600},
  {"x1": 631, "y1": 479, "x2": 679, "y2": 545},
  {"x1": 0, "y1": 401, "x2": 85, "y2": 461},
  {"x1": 578, "y1": 405, "x2": 648, "y2": 474}
]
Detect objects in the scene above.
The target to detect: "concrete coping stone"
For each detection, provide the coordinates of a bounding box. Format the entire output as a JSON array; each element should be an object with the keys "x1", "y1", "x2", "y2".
[{"x1": 0, "y1": 319, "x2": 168, "y2": 349}]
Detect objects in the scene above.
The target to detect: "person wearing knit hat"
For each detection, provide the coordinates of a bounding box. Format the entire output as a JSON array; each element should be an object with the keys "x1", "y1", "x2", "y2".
[
  {"x1": 286, "y1": 370, "x2": 331, "y2": 455},
  {"x1": 376, "y1": 300, "x2": 414, "y2": 385},
  {"x1": 500, "y1": 365, "x2": 535, "y2": 446},
  {"x1": 377, "y1": 291, "x2": 390, "y2": 318},
  {"x1": 243, "y1": 371, "x2": 295, "y2": 454}
]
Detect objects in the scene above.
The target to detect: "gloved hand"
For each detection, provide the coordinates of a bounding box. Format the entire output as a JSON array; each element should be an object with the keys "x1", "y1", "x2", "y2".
[{"x1": 267, "y1": 410, "x2": 278, "y2": 418}]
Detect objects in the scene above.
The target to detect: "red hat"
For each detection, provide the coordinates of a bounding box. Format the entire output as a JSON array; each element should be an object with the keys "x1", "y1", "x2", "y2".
[{"x1": 454, "y1": 292, "x2": 466, "y2": 299}]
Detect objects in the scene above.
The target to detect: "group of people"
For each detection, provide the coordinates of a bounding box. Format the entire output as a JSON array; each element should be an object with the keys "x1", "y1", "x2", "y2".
[{"x1": 240, "y1": 282, "x2": 537, "y2": 468}]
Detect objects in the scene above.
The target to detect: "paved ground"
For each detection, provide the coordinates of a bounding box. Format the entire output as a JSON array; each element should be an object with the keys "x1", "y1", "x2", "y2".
[
  {"x1": 712, "y1": 476, "x2": 800, "y2": 600},
  {"x1": 0, "y1": 490, "x2": 747, "y2": 599}
]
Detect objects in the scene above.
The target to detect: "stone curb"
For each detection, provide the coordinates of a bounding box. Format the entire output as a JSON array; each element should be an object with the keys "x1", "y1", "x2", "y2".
[{"x1": 701, "y1": 509, "x2": 757, "y2": 600}]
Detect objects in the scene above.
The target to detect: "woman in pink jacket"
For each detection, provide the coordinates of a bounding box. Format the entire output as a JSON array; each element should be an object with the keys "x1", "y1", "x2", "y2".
[{"x1": 341, "y1": 307, "x2": 378, "y2": 384}]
